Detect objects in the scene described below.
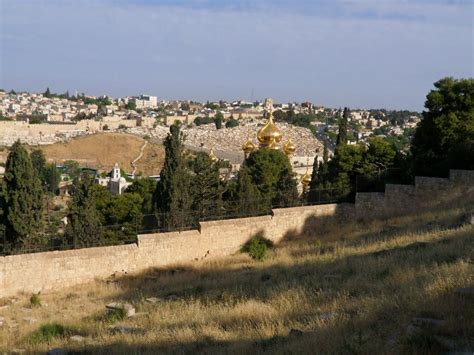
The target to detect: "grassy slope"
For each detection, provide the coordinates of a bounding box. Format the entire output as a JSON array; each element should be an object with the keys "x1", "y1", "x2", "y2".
[{"x1": 0, "y1": 203, "x2": 473, "y2": 354}]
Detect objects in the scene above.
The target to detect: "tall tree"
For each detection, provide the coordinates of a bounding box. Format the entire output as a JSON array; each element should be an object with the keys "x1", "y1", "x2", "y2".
[
  {"x1": 244, "y1": 149, "x2": 297, "y2": 210},
  {"x1": 411, "y1": 77, "x2": 474, "y2": 177},
  {"x1": 65, "y1": 174, "x2": 101, "y2": 248},
  {"x1": 190, "y1": 152, "x2": 223, "y2": 219},
  {"x1": 234, "y1": 165, "x2": 263, "y2": 216},
  {"x1": 43, "y1": 163, "x2": 61, "y2": 194},
  {"x1": 30, "y1": 149, "x2": 46, "y2": 178},
  {"x1": 336, "y1": 108, "x2": 349, "y2": 147},
  {"x1": 44, "y1": 87, "x2": 51, "y2": 98},
  {"x1": 154, "y1": 124, "x2": 193, "y2": 229},
  {"x1": 3, "y1": 141, "x2": 44, "y2": 250}
]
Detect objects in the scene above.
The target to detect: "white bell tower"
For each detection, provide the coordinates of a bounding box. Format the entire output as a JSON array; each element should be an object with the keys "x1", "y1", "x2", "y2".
[{"x1": 112, "y1": 162, "x2": 120, "y2": 180}]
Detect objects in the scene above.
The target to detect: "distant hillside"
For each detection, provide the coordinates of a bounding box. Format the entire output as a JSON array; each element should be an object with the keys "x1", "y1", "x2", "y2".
[{"x1": 38, "y1": 133, "x2": 164, "y2": 176}]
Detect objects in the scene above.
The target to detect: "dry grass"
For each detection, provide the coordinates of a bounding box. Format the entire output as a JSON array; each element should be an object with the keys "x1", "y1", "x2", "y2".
[
  {"x1": 38, "y1": 133, "x2": 164, "y2": 175},
  {"x1": 0, "y1": 203, "x2": 473, "y2": 354}
]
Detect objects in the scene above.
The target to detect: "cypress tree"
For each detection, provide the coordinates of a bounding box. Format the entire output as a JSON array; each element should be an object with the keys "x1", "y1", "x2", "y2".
[
  {"x1": 336, "y1": 107, "x2": 349, "y2": 147},
  {"x1": 235, "y1": 166, "x2": 263, "y2": 216},
  {"x1": 154, "y1": 124, "x2": 193, "y2": 229},
  {"x1": 65, "y1": 174, "x2": 101, "y2": 248},
  {"x1": 191, "y1": 152, "x2": 223, "y2": 220},
  {"x1": 3, "y1": 141, "x2": 44, "y2": 250}
]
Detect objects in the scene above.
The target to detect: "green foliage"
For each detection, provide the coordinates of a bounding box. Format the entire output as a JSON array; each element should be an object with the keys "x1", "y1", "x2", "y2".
[
  {"x1": 27, "y1": 323, "x2": 70, "y2": 344},
  {"x1": 336, "y1": 108, "x2": 349, "y2": 147},
  {"x1": 30, "y1": 293, "x2": 41, "y2": 307},
  {"x1": 310, "y1": 136, "x2": 398, "y2": 200},
  {"x1": 194, "y1": 116, "x2": 214, "y2": 126},
  {"x1": 124, "y1": 101, "x2": 137, "y2": 110},
  {"x1": 63, "y1": 160, "x2": 81, "y2": 182},
  {"x1": 126, "y1": 178, "x2": 157, "y2": 214},
  {"x1": 154, "y1": 124, "x2": 194, "y2": 229},
  {"x1": 205, "y1": 101, "x2": 220, "y2": 110},
  {"x1": 225, "y1": 117, "x2": 239, "y2": 128},
  {"x1": 214, "y1": 112, "x2": 223, "y2": 129},
  {"x1": 241, "y1": 234, "x2": 273, "y2": 261},
  {"x1": 273, "y1": 110, "x2": 317, "y2": 135},
  {"x1": 190, "y1": 152, "x2": 223, "y2": 219},
  {"x1": 411, "y1": 77, "x2": 474, "y2": 177},
  {"x1": 65, "y1": 174, "x2": 102, "y2": 248},
  {"x1": 234, "y1": 166, "x2": 263, "y2": 216},
  {"x1": 242, "y1": 149, "x2": 298, "y2": 209},
  {"x1": 104, "y1": 308, "x2": 127, "y2": 323},
  {"x1": 2, "y1": 141, "x2": 44, "y2": 249},
  {"x1": 43, "y1": 163, "x2": 60, "y2": 194},
  {"x1": 30, "y1": 150, "x2": 46, "y2": 176}
]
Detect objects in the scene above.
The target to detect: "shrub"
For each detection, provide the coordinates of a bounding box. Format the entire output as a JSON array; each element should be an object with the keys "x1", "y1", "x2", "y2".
[
  {"x1": 225, "y1": 118, "x2": 239, "y2": 128},
  {"x1": 105, "y1": 307, "x2": 127, "y2": 322},
  {"x1": 241, "y1": 235, "x2": 273, "y2": 261},
  {"x1": 28, "y1": 323, "x2": 69, "y2": 344},
  {"x1": 30, "y1": 293, "x2": 41, "y2": 307}
]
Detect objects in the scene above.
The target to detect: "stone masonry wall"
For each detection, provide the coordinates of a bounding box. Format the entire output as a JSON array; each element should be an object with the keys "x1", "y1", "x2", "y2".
[
  {"x1": 355, "y1": 169, "x2": 474, "y2": 219},
  {"x1": 0, "y1": 204, "x2": 346, "y2": 299},
  {"x1": 1, "y1": 169, "x2": 472, "y2": 299}
]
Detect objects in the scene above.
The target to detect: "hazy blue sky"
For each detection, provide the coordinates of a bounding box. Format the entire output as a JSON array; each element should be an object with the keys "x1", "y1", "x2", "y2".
[{"x1": 0, "y1": 0, "x2": 472, "y2": 110}]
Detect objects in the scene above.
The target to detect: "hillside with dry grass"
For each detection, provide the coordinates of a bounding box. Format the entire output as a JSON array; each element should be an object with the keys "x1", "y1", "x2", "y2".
[
  {"x1": 0, "y1": 202, "x2": 473, "y2": 354},
  {"x1": 37, "y1": 133, "x2": 164, "y2": 176}
]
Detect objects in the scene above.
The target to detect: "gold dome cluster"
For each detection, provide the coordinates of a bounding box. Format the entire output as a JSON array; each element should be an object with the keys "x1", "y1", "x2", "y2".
[{"x1": 243, "y1": 99, "x2": 296, "y2": 157}]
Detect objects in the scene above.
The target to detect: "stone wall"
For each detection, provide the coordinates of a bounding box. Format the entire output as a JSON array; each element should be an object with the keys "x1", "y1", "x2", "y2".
[
  {"x1": 0, "y1": 204, "x2": 347, "y2": 299},
  {"x1": 1, "y1": 169, "x2": 472, "y2": 299},
  {"x1": 355, "y1": 170, "x2": 474, "y2": 219}
]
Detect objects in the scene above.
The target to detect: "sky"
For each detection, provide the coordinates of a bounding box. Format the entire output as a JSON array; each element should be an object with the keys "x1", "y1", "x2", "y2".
[{"x1": 0, "y1": 0, "x2": 472, "y2": 110}]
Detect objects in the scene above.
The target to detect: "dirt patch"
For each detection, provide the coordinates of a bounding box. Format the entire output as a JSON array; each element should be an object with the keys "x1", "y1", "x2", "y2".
[{"x1": 38, "y1": 133, "x2": 164, "y2": 175}]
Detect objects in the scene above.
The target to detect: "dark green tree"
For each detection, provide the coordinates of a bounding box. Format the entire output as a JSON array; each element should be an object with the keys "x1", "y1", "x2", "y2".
[
  {"x1": 154, "y1": 124, "x2": 193, "y2": 229},
  {"x1": 214, "y1": 112, "x2": 223, "y2": 129},
  {"x1": 244, "y1": 149, "x2": 297, "y2": 209},
  {"x1": 190, "y1": 152, "x2": 223, "y2": 219},
  {"x1": 44, "y1": 87, "x2": 51, "y2": 98},
  {"x1": 43, "y1": 163, "x2": 61, "y2": 194},
  {"x1": 234, "y1": 165, "x2": 263, "y2": 216},
  {"x1": 225, "y1": 117, "x2": 239, "y2": 128},
  {"x1": 30, "y1": 149, "x2": 46, "y2": 177},
  {"x1": 63, "y1": 160, "x2": 81, "y2": 182},
  {"x1": 65, "y1": 174, "x2": 102, "y2": 248},
  {"x1": 336, "y1": 108, "x2": 349, "y2": 147},
  {"x1": 411, "y1": 77, "x2": 474, "y2": 177},
  {"x1": 2, "y1": 141, "x2": 44, "y2": 249},
  {"x1": 126, "y1": 178, "x2": 157, "y2": 214}
]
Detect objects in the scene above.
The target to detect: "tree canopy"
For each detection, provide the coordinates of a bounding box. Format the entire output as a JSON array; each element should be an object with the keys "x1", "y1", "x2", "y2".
[{"x1": 411, "y1": 77, "x2": 474, "y2": 177}]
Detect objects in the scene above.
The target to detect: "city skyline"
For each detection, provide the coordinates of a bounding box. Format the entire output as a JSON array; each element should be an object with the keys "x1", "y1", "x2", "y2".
[{"x1": 0, "y1": 0, "x2": 472, "y2": 110}]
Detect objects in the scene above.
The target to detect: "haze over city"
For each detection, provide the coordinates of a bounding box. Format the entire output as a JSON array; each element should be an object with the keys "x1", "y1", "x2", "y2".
[{"x1": 1, "y1": 0, "x2": 472, "y2": 110}]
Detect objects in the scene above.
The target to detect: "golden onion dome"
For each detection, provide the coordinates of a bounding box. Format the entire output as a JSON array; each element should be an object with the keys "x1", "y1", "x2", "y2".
[
  {"x1": 300, "y1": 170, "x2": 311, "y2": 187},
  {"x1": 257, "y1": 113, "x2": 282, "y2": 147},
  {"x1": 208, "y1": 148, "x2": 218, "y2": 163},
  {"x1": 283, "y1": 138, "x2": 296, "y2": 156},
  {"x1": 242, "y1": 139, "x2": 256, "y2": 155},
  {"x1": 268, "y1": 140, "x2": 280, "y2": 150}
]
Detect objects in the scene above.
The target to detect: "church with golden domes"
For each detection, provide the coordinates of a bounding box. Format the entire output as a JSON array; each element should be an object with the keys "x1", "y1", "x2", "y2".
[{"x1": 238, "y1": 98, "x2": 313, "y2": 192}]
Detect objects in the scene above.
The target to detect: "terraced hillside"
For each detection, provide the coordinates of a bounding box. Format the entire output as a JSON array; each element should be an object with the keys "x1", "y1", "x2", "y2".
[{"x1": 0, "y1": 201, "x2": 473, "y2": 354}]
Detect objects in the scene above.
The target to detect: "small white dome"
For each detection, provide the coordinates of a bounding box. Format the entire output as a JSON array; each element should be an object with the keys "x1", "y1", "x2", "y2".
[{"x1": 119, "y1": 177, "x2": 127, "y2": 183}]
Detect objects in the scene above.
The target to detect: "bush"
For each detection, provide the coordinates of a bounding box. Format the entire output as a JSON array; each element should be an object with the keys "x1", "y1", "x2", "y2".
[
  {"x1": 105, "y1": 307, "x2": 127, "y2": 322},
  {"x1": 226, "y1": 118, "x2": 239, "y2": 128},
  {"x1": 28, "y1": 323, "x2": 69, "y2": 344},
  {"x1": 241, "y1": 235, "x2": 273, "y2": 261},
  {"x1": 30, "y1": 293, "x2": 41, "y2": 307}
]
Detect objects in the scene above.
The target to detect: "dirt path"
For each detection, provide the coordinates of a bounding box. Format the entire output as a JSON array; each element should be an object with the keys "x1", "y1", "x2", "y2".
[{"x1": 131, "y1": 140, "x2": 148, "y2": 176}]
